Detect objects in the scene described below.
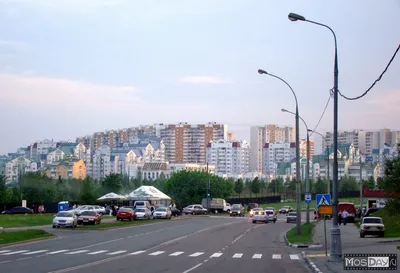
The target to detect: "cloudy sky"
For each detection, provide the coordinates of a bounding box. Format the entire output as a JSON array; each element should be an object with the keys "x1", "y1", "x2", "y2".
[{"x1": 0, "y1": 0, "x2": 399, "y2": 155}]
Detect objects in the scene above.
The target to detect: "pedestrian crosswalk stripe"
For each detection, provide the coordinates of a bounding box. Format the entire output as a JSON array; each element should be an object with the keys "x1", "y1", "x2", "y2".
[
  {"x1": 107, "y1": 251, "x2": 127, "y2": 255},
  {"x1": 169, "y1": 252, "x2": 184, "y2": 256},
  {"x1": 189, "y1": 252, "x2": 204, "y2": 257},
  {"x1": 232, "y1": 253, "x2": 243, "y2": 258},
  {"x1": 2, "y1": 250, "x2": 29, "y2": 255},
  {"x1": 129, "y1": 250, "x2": 146, "y2": 255},
  {"x1": 252, "y1": 254, "x2": 262, "y2": 259},
  {"x1": 88, "y1": 250, "x2": 108, "y2": 255},
  {"x1": 65, "y1": 250, "x2": 89, "y2": 255},
  {"x1": 290, "y1": 254, "x2": 299, "y2": 260},
  {"x1": 149, "y1": 251, "x2": 164, "y2": 256},
  {"x1": 272, "y1": 254, "x2": 281, "y2": 259},
  {"x1": 210, "y1": 252, "x2": 223, "y2": 258},
  {"x1": 47, "y1": 250, "x2": 69, "y2": 255},
  {"x1": 0, "y1": 250, "x2": 11, "y2": 254},
  {"x1": 23, "y1": 250, "x2": 48, "y2": 255}
]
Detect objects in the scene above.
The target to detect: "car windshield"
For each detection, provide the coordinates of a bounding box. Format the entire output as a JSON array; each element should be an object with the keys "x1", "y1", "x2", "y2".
[
  {"x1": 232, "y1": 205, "x2": 241, "y2": 209},
  {"x1": 264, "y1": 207, "x2": 274, "y2": 210},
  {"x1": 266, "y1": 211, "x2": 273, "y2": 215},
  {"x1": 282, "y1": 206, "x2": 290, "y2": 209},
  {"x1": 288, "y1": 212, "x2": 297, "y2": 216},
  {"x1": 363, "y1": 218, "x2": 382, "y2": 224},
  {"x1": 81, "y1": 211, "x2": 96, "y2": 216},
  {"x1": 57, "y1": 212, "x2": 73, "y2": 217},
  {"x1": 156, "y1": 208, "x2": 167, "y2": 212},
  {"x1": 136, "y1": 208, "x2": 145, "y2": 212},
  {"x1": 76, "y1": 206, "x2": 87, "y2": 210},
  {"x1": 119, "y1": 208, "x2": 132, "y2": 212}
]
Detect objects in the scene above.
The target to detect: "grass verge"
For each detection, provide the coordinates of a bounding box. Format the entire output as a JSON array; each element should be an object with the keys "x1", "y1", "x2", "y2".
[
  {"x1": 374, "y1": 209, "x2": 400, "y2": 238},
  {"x1": 259, "y1": 197, "x2": 359, "y2": 211},
  {"x1": 0, "y1": 214, "x2": 54, "y2": 228},
  {"x1": 0, "y1": 229, "x2": 53, "y2": 245},
  {"x1": 397, "y1": 246, "x2": 400, "y2": 250},
  {"x1": 286, "y1": 223, "x2": 315, "y2": 244},
  {"x1": 77, "y1": 219, "x2": 162, "y2": 230}
]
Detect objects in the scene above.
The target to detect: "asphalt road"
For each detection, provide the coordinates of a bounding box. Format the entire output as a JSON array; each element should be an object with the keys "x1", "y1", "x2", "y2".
[{"x1": 0, "y1": 214, "x2": 312, "y2": 273}]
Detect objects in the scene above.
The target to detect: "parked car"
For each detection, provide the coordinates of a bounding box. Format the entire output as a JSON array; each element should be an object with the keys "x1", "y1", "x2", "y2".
[
  {"x1": 1, "y1": 206, "x2": 32, "y2": 215},
  {"x1": 135, "y1": 207, "x2": 152, "y2": 220},
  {"x1": 117, "y1": 207, "x2": 136, "y2": 221},
  {"x1": 363, "y1": 208, "x2": 380, "y2": 217},
  {"x1": 171, "y1": 207, "x2": 181, "y2": 217},
  {"x1": 230, "y1": 204, "x2": 245, "y2": 217},
  {"x1": 265, "y1": 210, "x2": 277, "y2": 223},
  {"x1": 153, "y1": 207, "x2": 172, "y2": 219},
  {"x1": 77, "y1": 211, "x2": 102, "y2": 225},
  {"x1": 279, "y1": 206, "x2": 293, "y2": 214},
  {"x1": 286, "y1": 212, "x2": 297, "y2": 223},
  {"x1": 53, "y1": 211, "x2": 78, "y2": 228},
  {"x1": 252, "y1": 208, "x2": 268, "y2": 223},
  {"x1": 182, "y1": 205, "x2": 207, "y2": 215},
  {"x1": 360, "y1": 217, "x2": 385, "y2": 238}
]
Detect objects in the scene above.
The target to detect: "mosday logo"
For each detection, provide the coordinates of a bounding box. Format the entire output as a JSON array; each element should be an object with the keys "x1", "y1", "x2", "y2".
[{"x1": 343, "y1": 253, "x2": 397, "y2": 270}]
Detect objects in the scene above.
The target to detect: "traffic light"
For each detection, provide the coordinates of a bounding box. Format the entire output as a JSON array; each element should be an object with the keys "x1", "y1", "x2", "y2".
[{"x1": 207, "y1": 193, "x2": 210, "y2": 198}]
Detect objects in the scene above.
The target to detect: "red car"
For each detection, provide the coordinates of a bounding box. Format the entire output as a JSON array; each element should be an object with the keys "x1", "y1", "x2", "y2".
[
  {"x1": 117, "y1": 207, "x2": 136, "y2": 221},
  {"x1": 77, "y1": 211, "x2": 102, "y2": 225}
]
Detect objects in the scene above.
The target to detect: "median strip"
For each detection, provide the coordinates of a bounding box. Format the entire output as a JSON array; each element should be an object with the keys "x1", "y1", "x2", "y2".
[{"x1": 0, "y1": 229, "x2": 54, "y2": 245}]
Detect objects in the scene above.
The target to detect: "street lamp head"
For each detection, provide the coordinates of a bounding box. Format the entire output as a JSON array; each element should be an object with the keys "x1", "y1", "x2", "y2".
[
  {"x1": 307, "y1": 129, "x2": 313, "y2": 132},
  {"x1": 288, "y1": 13, "x2": 306, "y2": 22},
  {"x1": 281, "y1": 108, "x2": 288, "y2": 113},
  {"x1": 257, "y1": 69, "x2": 268, "y2": 75}
]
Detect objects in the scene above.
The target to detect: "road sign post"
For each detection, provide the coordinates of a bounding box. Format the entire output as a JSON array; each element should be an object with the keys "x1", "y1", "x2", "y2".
[
  {"x1": 304, "y1": 193, "x2": 312, "y2": 204},
  {"x1": 316, "y1": 194, "x2": 331, "y2": 207},
  {"x1": 318, "y1": 205, "x2": 333, "y2": 257}
]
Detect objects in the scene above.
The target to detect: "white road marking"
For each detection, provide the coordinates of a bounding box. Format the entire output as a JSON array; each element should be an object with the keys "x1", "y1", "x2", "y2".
[
  {"x1": 2, "y1": 250, "x2": 29, "y2": 255},
  {"x1": 23, "y1": 250, "x2": 48, "y2": 255},
  {"x1": 0, "y1": 250, "x2": 11, "y2": 254},
  {"x1": 252, "y1": 254, "x2": 262, "y2": 259},
  {"x1": 148, "y1": 251, "x2": 164, "y2": 256},
  {"x1": 106, "y1": 251, "x2": 127, "y2": 255},
  {"x1": 87, "y1": 250, "x2": 108, "y2": 255},
  {"x1": 0, "y1": 260, "x2": 11, "y2": 264},
  {"x1": 129, "y1": 250, "x2": 146, "y2": 255},
  {"x1": 210, "y1": 252, "x2": 223, "y2": 258},
  {"x1": 47, "y1": 250, "x2": 69, "y2": 255},
  {"x1": 182, "y1": 263, "x2": 203, "y2": 273},
  {"x1": 65, "y1": 250, "x2": 89, "y2": 255},
  {"x1": 290, "y1": 254, "x2": 300, "y2": 260},
  {"x1": 188, "y1": 252, "x2": 204, "y2": 257},
  {"x1": 169, "y1": 251, "x2": 184, "y2": 256},
  {"x1": 232, "y1": 253, "x2": 243, "y2": 258},
  {"x1": 272, "y1": 254, "x2": 282, "y2": 259},
  {"x1": 17, "y1": 257, "x2": 32, "y2": 261}
]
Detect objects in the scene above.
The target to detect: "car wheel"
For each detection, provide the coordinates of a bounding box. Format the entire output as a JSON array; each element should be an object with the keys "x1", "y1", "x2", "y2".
[
  {"x1": 252, "y1": 221, "x2": 256, "y2": 224},
  {"x1": 192, "y1": 212, "x2": 195, "y2": 215},
  {"x1": 52, "y1": 225, "x2": 56, "y2": 228},
  {"x1": 287, "y1": 220, "x2": 289, "y2": 223},
  {"x1": 380, "y1": 232, "x2": 384, "y2": 237},
  {"x1": 360, "y1": 232, "x2": 365, "y2": 238}
]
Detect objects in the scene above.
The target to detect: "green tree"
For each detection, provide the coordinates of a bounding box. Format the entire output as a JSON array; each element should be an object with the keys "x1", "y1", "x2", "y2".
[
  {"x1": 376, "y1": 177, "x2": 385, "y2": 189},
  {"x1": 251, "y1": 177, "x2": 260, "y2": 197},
  {"x1": 0, "y1": 173, "x2": 9, "y2": 209},
  {"x1": 234, "y1": 179, "x2": 244, "y2": 197},
  {"x1": 339, "y1": 176, "x2": 358, "y2": 192},
  {"x1": 78, "y1": 177, "x2": 97, "y2": 203},
  {"x1": 101, "y1": 173, "x2": 123, "y2": 194},
  {"x1": 367, "y1": 176, "x2": 375, "y2": 189},
  {"x1": 314, "y1": 178, "x2": 327, "y2": 194},
  {"x1": 380, "y1": 151, "x2": 400, "y2": 213}
]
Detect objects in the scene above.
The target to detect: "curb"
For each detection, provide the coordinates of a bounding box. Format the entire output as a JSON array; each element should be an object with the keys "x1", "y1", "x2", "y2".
[
  {"x1": 377, "y1": 239, "x2": 400, "y2": 243},
  {"x1": 0, "y1": 235, "x2": 57, "y2": 248},
  {"x1": 302, "y1": 252, "x2": 323, "y2": 273},
  {"x1": 283, "y1": 231, "x2": 323, "y2": 249}
]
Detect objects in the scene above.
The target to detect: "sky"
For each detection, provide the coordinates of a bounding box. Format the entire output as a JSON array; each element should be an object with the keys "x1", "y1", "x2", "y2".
[{"x1": 0, "y1": 0, "x2": 399, "y2": 155}]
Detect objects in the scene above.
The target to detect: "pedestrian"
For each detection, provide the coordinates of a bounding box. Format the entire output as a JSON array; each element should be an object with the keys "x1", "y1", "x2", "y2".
[
  {"x1": 342, "y1": 209, "x2": 349, "y2": 226},
  {"x1": 338, "y1": 210, "x2": 342, "y2": 225}
]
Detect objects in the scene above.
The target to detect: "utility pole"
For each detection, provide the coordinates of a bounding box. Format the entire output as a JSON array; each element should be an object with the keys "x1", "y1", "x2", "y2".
[
  {"x1": 359, "y1": 152, "x2": 363, "y2": 210},
  {"x1": 327, "y1": 145, "x2": 330, "y2": 195},
  {"x1": 306, "y1": 132, "x2": 310, "y2": 224},
  {"x1": 206, "y1": 162, "x2": 211, "y2": 213}
]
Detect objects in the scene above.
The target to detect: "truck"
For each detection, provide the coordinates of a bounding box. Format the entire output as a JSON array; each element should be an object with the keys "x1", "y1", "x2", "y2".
[{"x1": 201, "y1": 198, "x2": 231, "y2": 214}]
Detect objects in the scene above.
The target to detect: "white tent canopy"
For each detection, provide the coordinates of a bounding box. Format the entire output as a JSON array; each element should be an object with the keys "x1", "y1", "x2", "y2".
[
  {"x1": 97, "y1": 192, "x2": 127, "y2": 201},
  {"x1": 126, "y1": 186, "x2": 171, "y2": 201}
]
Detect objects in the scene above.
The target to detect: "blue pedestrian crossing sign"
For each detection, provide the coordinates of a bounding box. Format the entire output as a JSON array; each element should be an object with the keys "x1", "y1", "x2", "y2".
[
  {"x1": 304, "y1": 193, "x2": 312, "y2": 204},
  {"x1": 316, "y1": 194, "x2": 331, "y2": 207}
]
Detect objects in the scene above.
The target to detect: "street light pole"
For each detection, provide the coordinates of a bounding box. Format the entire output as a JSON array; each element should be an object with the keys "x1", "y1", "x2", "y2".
[
  {"x1": 258, "y1": 69, "x2": 302, "y2": 235},
  {"x1": 289, "y1": 12, "x2": 342, "y2": 261},
  {"x1": 283, "y1": 109, "x2": 310, "y2": 224}
]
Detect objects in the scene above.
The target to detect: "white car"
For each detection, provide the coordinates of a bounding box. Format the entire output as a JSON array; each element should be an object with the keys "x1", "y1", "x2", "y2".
[
  {"x1": 252, "y1": 208, "x2": 268, "y2": 223},
  {"x1": 70, "y1": 205, "x2": 106, "y2": 216},
  {"x1": 135, "y1": 207, "x2": 152, "y2": 220},
  {"x1": 153, "y1": 207, "x2": 172, "y2": 219},
  {"x1": 53, "y1": 211, "x2": 78, "y2": 228},
  {"x1": 360, "y1": 217, "x2": 385, "y2": 238}
]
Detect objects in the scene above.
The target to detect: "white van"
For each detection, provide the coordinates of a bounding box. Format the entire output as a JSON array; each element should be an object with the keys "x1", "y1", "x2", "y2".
[{"x1": 134, "y1": 201, "x2": 151, "y2": 209}]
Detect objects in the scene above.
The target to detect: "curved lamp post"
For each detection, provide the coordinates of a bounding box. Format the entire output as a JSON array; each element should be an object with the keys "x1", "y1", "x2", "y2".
[
  {"x1": 288, "y1": 12, "x2": 342, "y2": 261},
  {"x1": 258, "y1": 69, "x2": 301, "y2": 235},
  {"x1": 308, "y1": 129, "x2": 330, "y2": 194},
  {"x1": 282, "y1": 108, "x2": 311, "y2": 224}
]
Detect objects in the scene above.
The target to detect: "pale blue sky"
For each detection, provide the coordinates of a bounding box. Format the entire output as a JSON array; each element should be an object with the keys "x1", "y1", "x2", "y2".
[{"x1": 0, "y1": 0, "x2": 399, "y2": 154}]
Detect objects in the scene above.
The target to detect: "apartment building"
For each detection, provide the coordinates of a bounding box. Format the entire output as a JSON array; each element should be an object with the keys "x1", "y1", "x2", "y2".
[
  {"x1": 206, "y1": 139, "x2": 250, "y2": 175},
  {"x1": 5, "y1": 156, "x2": 38, "y2": 183},
  {"x1": 159, "y1": 122, "x2": 227, "y2": 164},
  {"x1": 300, "y1": 139, "x2": 315, "y2": 160},
  {"x1": 250, "y1": 125, "x2": 295, "y2": 172},
  {"x1": 262, "y1": 142, "x2": 296, "y2": 176},
  {"x1": 44, "y1": 159, "x2": 87, "y2": 180},
  {"x1": 325, "y1": 130, "x2": 359, "y2": 150}
]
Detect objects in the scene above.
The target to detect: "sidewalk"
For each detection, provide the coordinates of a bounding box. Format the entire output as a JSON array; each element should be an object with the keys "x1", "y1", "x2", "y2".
[{"x1": 306, "y1": 220, "x2": 399, "y2": 272}]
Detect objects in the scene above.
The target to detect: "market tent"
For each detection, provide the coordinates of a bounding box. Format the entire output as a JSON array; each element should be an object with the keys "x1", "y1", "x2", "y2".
[
  {"x1": 126, "y1": 186, "x2": 171, "y2": 205},
  {"x1": 97, "y1": 192, "x2": 127, "y2": 201}
]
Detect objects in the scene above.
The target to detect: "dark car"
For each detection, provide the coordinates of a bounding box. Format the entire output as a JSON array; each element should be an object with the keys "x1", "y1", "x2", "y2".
[
  {"x1": 1, "y1": 206, "x2": 32, "y2": 215},
  {"x1": 247, "y1": 203, "x2": 259, "y2": 212},
  {"x1": 230, "y1": 204, "x2": 245, "y2": 217},
  {"x1": 279, "y1": 206, "x2": 293, "y2": 214},
  {"x1": 171, "y1": 207, "x2": 181, "y2": 217}
]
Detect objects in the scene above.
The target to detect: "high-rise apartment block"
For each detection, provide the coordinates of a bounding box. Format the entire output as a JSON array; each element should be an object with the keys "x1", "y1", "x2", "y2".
[
  {"x1": 300, "y1": 139, "x2": 315, "y2": 160},
  {"x1": 250, "y1": 125, "x2": 295, "y2": 172},
  {"x1": 262, "y1": 142, "x2": 296, "y2": 175}
]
